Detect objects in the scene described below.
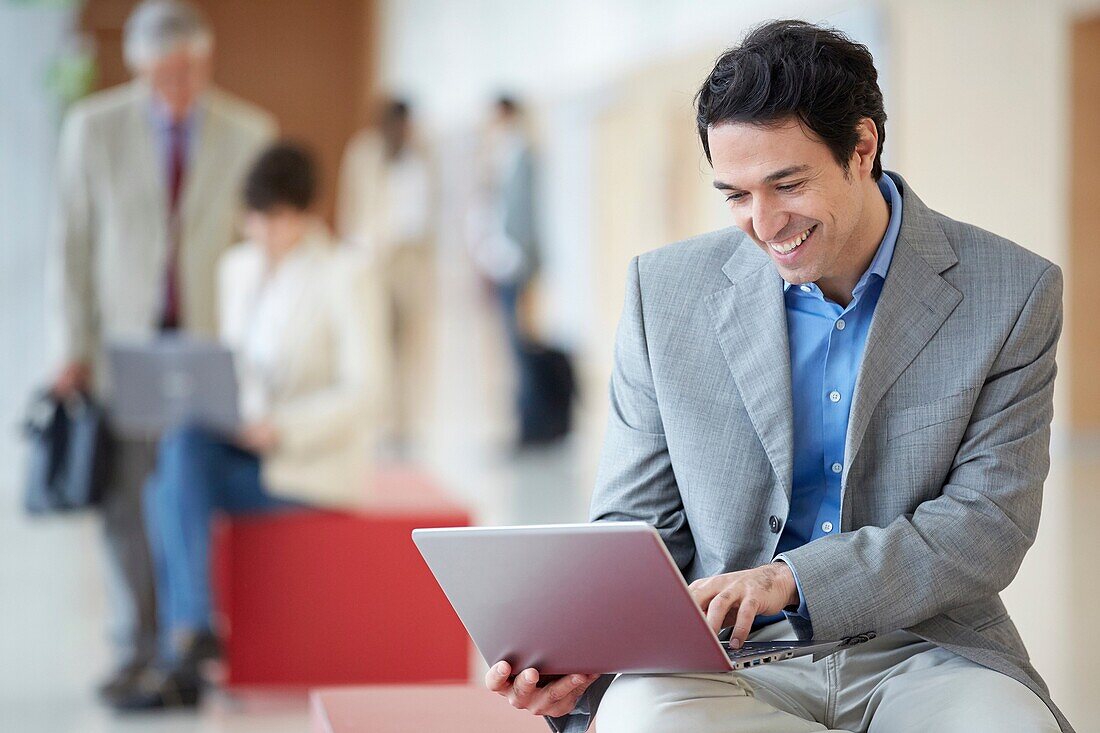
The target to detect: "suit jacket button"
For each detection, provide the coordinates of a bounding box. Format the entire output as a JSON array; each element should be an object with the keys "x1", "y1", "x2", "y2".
[{"x1": 769, "y1": 515, "x2": 781, "y2": 533}]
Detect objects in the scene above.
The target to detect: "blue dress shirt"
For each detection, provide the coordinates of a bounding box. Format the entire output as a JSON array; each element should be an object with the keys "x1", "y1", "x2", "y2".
[
  {"x1": 768, "y1": 173, "x2": 903, "y2": 627},
  {"x1": 149, "y1": 98, "x2": 202, "y2": 182}
]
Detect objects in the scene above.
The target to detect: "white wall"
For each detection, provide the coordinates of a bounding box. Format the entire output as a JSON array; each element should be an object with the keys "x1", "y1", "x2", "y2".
[
  {"x1": 380, "y1": 0, "x2": 880, "y2": 128},
  {"x1": 888, "y1": 0, "x2": 1068, "y2": 265},
  {"x1": 0, "y1": 3, "x2": 115, "y2": 718},
  {"x1": 0, "y1": 4, "x2": 73, "y2": 490}
]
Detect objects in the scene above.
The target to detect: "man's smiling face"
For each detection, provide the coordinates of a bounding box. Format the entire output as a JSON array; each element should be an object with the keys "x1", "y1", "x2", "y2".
[{"x1": 709, "y1": 117, "x2": 870, "y2": 289}]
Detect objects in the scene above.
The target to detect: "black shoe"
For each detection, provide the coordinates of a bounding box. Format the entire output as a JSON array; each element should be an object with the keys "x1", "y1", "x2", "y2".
[
  {"x1": 96, "y1": 661, "x2": 150, "y2": 704},
  {"x1": 177, "y1": 629, "x2": 222, "y2": 668},
  {"x1": 173, "y1": 628, "x2": 224, "y2": 684},
  {"x1": 110, "y1": 667, "x2": 202, "y2": 711}
]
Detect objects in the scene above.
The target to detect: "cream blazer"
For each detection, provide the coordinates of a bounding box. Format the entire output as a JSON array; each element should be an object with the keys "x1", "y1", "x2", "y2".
[
  {"x1": 48, "y1": 80, "x2": 276, "y2": 391},
  {"x1": 336, "y1": 129, "x2": 434, "y2": 253},
  {"x1": 218, "y1": 228, "x2": 387, "y2": 506}
]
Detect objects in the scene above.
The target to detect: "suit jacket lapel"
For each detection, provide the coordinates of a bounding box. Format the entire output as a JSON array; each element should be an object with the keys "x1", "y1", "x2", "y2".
[
  {"x1": 126, "y1": 83, "x2": 168, "y2": 244},
  {"x1": 180, "y1": 93, "x2": 225, "y2": 234},
  {"x1": 706, "y1": 239, "x2": 794, "y2": 505},
  {"x1": 843, "y1": 176, "x2": 963, "y2": 478}
]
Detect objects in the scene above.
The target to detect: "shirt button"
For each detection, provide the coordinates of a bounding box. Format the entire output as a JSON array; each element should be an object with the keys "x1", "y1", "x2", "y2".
[
  {"x1": 769, "y1": 515, "x2": 781, "y2": 533},
  {"x1": 831, "y1": 462, "x2": 843, "y2": 474},
  {"x1": 800, "y1": 284, "x2": 812, "y2": 293},
  {"x1": 836, "y1": 319, "x2": 846, "y2": 331},
  {"x1": 821, "y1": 521, "x2": 834, "y2": 533},
  {"x1": 829, "y1": 390, "x2": 841, "y2": 403}
]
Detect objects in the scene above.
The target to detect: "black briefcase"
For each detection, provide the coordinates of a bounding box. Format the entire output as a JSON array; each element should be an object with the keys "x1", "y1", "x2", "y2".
[
  {"x1": 517, "y1": 340, "x2": 577, "y2": 446},
  {"x1": 22, "y1": 391, "x2": 110, "y2": 514}
]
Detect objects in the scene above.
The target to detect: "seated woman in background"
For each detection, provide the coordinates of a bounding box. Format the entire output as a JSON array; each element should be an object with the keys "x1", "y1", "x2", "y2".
[{"x1": 116, "y1": 142, "x2": 388, "y2": 710}]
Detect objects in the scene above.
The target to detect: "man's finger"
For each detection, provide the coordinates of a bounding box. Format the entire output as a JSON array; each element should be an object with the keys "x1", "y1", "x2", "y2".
[
  {"x1": 536, "y1": 674, "x2": 598, "y2": 717},
  {"x1": 485, "y1": 661, "x2": 512, "y2": 693},
  {"x1": 688, "y1": 577, "x2": 717, "y2": 606},
  {"x1": 510, "y1": 668, "x2": 539, "y2": 706},
  {"x1": 543, "y1": 673, "x2": 591, "y2": 705},
  {"x1": 706, "y1": 589, "x2": 736, "y2": 635},
  {"x1": 729, "y1": 596, "x2": 758, "y2": 648}
]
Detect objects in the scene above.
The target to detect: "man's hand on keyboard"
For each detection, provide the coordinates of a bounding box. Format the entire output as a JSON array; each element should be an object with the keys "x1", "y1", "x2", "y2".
[
  {"x1": 485, "y1": 661, "x2": 600, "y2": 718},
  {"x1": 688, "y1": 562, "x2": 800, "y2": 649}
]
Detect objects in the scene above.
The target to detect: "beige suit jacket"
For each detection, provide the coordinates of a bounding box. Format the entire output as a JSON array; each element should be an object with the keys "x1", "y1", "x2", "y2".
[
  {"x1": 218, "y1": 230, "x2": 388, "y2": 506},
  {"x1": 48, "y1": 80, "x2": 276, "y2": 392},
  {"x1": 336, "y1": 129, "x2": 434, "y2": 253}
]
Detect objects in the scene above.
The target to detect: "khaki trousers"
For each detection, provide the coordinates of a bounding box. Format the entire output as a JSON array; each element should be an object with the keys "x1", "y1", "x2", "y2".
[
  {"x1": 377, "y1": 242, "x2": 435, "y2": 445},
  {"x1": 596, "y1": 620, "x2": 1059, "y2": 733}
]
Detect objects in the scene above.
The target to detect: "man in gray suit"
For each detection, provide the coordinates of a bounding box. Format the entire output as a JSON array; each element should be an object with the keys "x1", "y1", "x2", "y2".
[
  {"x1": 487, "y1": 20, "x2": 1070, "y2": 732},
  {"x1": 48, "y1": 0, "x2": 274, "y2": 701}
]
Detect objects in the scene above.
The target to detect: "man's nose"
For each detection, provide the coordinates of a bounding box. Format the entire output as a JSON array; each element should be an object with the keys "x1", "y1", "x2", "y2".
[{"x1": 751, "y1": 199, "x2": 788, "y2": 243}]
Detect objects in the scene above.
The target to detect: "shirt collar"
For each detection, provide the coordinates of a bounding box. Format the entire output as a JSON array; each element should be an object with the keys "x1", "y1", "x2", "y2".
[
  {"x1": 148, "y1": 94, "x2": 204, "y2": 138},
  {"x1": 782, "y1": 172, "x2": 903, "y2": 295},
  {"x1": 259, "y1": 219, "x2": 334, "y2": 268}
]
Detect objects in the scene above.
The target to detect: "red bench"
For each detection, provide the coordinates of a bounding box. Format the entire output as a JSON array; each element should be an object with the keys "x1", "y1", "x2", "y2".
[
  {"x1": 212, "y1": 468, "x2": 471, "y2": 687},
  {"x1": 309, "y1": 685, "x2": 551, "y2": 732}
]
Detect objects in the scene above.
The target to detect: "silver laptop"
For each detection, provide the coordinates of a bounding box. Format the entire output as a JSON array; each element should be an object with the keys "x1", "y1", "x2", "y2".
[
  {"x1": 106, "y1": 336, "x2": 240, "y2": 440},
  {"x1": 413, "y1": 522, "x2": 863, "y2": 676}
]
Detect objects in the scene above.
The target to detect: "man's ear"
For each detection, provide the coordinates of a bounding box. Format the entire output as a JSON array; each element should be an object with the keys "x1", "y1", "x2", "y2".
[{"x1": 852, "y1": 118, "x2": 879, "y2": 178}]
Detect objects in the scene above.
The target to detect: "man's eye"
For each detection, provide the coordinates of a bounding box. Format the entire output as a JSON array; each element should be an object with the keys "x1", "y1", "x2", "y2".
[
  {"x1": 725, "y1": 192, "x2": 746, "y2": 203},
  {"x1": 777, "y1": 182, "x2": 802, "y2": 192}
]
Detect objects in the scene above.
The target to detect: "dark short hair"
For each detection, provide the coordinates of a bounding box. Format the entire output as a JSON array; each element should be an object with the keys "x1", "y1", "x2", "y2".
[
  {"x1": 695, "y1": 20, "x2": 886, "y2": 179},
  {"x1": 243, "y1": 142, "x2": 317, "y2": 212},
  {"x1": 383, "y1": 98, "x2": 409, "y2": 123},
  {"x1": 495, "y1": 94, "x2": 519, "y2": 116}
]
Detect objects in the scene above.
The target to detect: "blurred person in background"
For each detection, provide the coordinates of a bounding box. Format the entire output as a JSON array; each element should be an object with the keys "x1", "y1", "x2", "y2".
[
  {"x1": 46, "y1": 0, "x2": 274, "y2": 703},
  {"x1": 115, "y1": 142, "x2": 388, "y2": 710},
  {"x1": 468, "y1": 95, "x2": 542, "y2": 445},
  {"x1": 338, "y1": 98, "x2": 435, "y2": 456},
  {"x1": 469, "y1": 95, "x2": 540, "y2": 350}
]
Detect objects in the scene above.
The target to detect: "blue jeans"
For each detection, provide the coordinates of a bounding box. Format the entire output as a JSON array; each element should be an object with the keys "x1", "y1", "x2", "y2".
[
  {"x1": 143, "y1": 424, "x2": 300, "y2": 660},
  {"x1": 495, "y1": 281, "x2": 523, "y2": 354}
]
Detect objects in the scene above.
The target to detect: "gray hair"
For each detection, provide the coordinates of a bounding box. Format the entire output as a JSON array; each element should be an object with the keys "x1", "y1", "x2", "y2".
[{"x1": 123, "y1": 0, "x2": 213, "y2": 70}]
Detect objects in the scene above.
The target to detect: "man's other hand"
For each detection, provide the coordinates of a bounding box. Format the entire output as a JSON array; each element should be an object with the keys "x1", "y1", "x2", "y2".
[
  {"x1": 485, "y1": 661, "x2": 599, "y2": 718},
  {"x1": 236, "y1": 420, "x2": 280, "y2": 454},
  {"x1": 688, "y1": 562, "x2": 800, "y2": 648}
]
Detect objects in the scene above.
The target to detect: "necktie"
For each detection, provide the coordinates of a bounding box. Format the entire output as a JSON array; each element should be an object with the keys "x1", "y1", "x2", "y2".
[{"x1": 161, "y1": 122, "x2": 186, "y2": 330}]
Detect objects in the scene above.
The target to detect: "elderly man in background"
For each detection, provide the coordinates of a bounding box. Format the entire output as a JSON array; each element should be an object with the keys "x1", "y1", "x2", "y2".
[{"x1": 47, "y1": 0, "x2": 275, "y2": 702}]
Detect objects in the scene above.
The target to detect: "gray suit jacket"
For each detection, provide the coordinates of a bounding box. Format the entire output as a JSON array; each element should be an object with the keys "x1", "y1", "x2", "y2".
[
  {"x1": 553, "y1": 173, "x2": 1070, "y2": 732},
  {"x1": 500, "y1": 144, "x2": 539, "y2": 284}
]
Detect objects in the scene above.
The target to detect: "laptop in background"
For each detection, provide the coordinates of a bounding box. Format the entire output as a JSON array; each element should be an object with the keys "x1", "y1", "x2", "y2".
[{"x1": 106, "y1": 336, "x2": 239, "y2": 440}]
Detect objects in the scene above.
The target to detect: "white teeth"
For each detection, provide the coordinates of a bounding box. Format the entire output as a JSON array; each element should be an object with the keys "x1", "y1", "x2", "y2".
[{"x1": 770, "y1": 226, "x2": 813, "y2": 254}]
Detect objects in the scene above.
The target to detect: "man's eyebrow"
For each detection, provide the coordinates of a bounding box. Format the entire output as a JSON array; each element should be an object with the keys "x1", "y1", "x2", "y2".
[
  {"x1": 713, "y1": 165, "x2": 811, "y2": 191},
  {"x1": 763, "y1": 164, "x2": 811, "y2": 184}
]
